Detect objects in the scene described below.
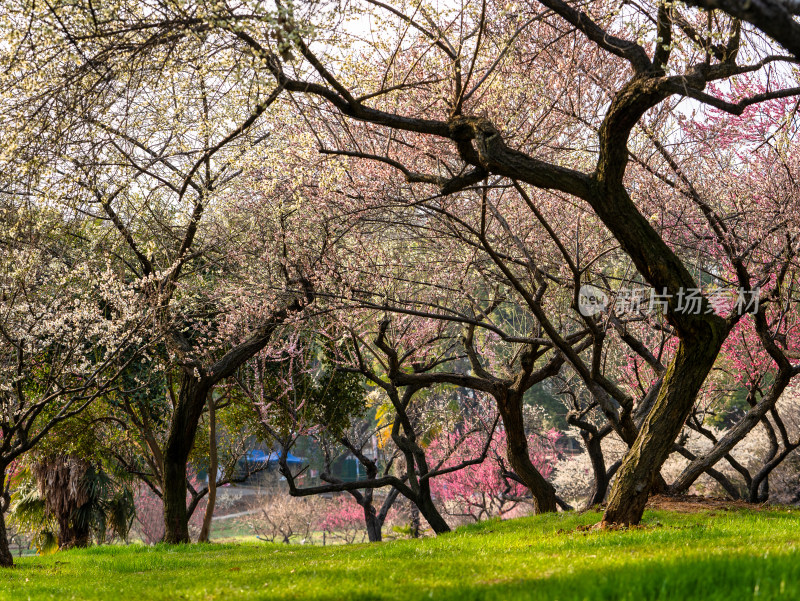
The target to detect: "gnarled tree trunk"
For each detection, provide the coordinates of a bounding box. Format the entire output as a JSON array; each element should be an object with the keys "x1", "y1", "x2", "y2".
[{"x1": 603, "y1": 335, "x2": 724, "y2": 525}]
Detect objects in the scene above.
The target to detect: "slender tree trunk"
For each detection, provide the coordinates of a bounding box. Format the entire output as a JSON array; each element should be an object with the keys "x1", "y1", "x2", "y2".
[
  {"x1": 603, "y1": 336, "x2": 724, "y2": 525},
  {"x1": 0, "y1": 467, "x2": 12, "y2": 568},
  {"x1": 409, "y1": 504, "x2": 421, "y2": 538},
  {"x1": 407, "y1": 447, "x2": 450, "y2": 535},
  {"x1": 356, "y1": 487, "x2": 383, "y2": 542},
  {"x1": 498, "y1": 394, "x2": 557, "y2": 513},
  {"x1": 748, "y1": 444, "x2": 799, "y2": 503},
  {"x1": 162, "y1": 372, "x2": 212, "y2": 544},
  {"x1": 750, "y1": 476, "x2": 769, "y2": 503},
  {"x1": 583, "y1": 430, "x2": 611, "y2": 509},
  {"x1": 198, "y1": 396, "x2": 217, "y2": 543}
]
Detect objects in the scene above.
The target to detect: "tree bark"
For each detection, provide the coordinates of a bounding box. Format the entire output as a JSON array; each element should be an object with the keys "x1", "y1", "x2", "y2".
[
  {"x1": 583, "y1": 429, "x2": 612, "y2": 509},
  {"x1": 498, "y1": 393, "x2": 557, "y2": 513},
  {"x1": 603, "y1": 335, "x2": 725, "y2": 525},
  {"x1": 363, "y1": 503, "x2": 382, "y2": 542},
  {"x1": 415, "y1": 485, "x2": 450, "y2": 535},
  {"x1": 0, "y1": 512, "x2": 12, "y2": 568},
  {"x1": 162, "y1": 373, "x2": 212, "y2": 544},
  {"x1": 0, "y1": 468, "x2": 12, "y2": 568},
  {"x1": 197, "y1": 396, "x2": 217, "y2": 543}
]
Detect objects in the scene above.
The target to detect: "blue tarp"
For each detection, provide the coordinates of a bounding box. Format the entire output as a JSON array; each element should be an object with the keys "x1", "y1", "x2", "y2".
[{"x1": 244, "y1": 449, "x2": 304, "y2": 465}]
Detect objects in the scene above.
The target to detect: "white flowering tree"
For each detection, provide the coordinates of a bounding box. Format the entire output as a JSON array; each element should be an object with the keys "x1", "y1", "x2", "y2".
[
  {"x1": 0, "y1": 0, "x2": 339, "y2": 543},
  {"x1": 0, "y1": 208, "x2": 149, "y2": 566}
]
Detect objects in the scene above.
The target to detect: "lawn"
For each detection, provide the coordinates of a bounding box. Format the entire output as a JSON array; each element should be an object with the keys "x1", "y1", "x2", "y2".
[{"x1": 1, "y1": 508, "x2": 799, "y2": 600}]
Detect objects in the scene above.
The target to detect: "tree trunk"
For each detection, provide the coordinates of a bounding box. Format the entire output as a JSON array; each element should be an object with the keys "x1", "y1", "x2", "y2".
[
  {"x1": 0, "y1": 511, "x2": 12, "y2": 568},
  {"x1": 750, "y1": 476, "x2": 769, "y2": 503},
  {"x1": 402, "y1": 434, "x2": 450, "y2": 535},
  {"x1": 415, "y1": 488, "x2": 450, "y2": 535},
  {"x1": 162, "y1": 372, "x2": 212, "y2": 544},
  {"x1": 0, "y1": 468, "x2": 12, "y2": 568},
  {"x1": 363, "y1": 504, "x2": 382, "y2": 542},
  {"x1": 748, "y1": 443, "x2": 799, "y2": 503},
  {"x1": 498, "y1": 395, "x2": 557, "y2": 513},
  {"x1": 603, "y1": 335, "x2": 724, "y2": 526},
  {"x1": 409, "y1": 504, "x2": 421, "y2": 538},
  {"x1": 198, "y1": 396, "x2": 217, "y2": 543},
  {"x1": 583, "y1": 430, "x2": 612, "y2": 509}
]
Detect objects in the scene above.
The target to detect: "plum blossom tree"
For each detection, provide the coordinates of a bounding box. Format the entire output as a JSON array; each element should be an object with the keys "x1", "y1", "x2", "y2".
[
  {"x1": 0, "y1": 208, "x2": 149, "y2": 566},
  {"x1": 429, "y1": 427, "x2": 560, "y2": 523},
  {"x1": 0, "y1": 2, "x2": 351, "y2": 542},
  {"x1": 238, "y1": 318, "x2": 506, "y2": 537},
  {"x1": 233, "y1": 0, "x2": 800, "y2": 524},
  {"x1": 2, "y1": 0, "x2": 800, "y2": 536}
]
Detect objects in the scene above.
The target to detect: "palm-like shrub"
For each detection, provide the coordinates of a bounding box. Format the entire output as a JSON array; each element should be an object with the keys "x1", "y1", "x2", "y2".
[{"x1": 10, "y1": 458, "x2": 134, "y2": 550}]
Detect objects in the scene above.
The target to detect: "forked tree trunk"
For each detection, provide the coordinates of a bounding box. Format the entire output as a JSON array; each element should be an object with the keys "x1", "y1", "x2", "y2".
[
  {"x1": 360, "y1": 486, "x2": 402, "y2": 543},
  {"x1": 603, "y1": 335, "x2": 724, "y2": 525},
  {"x1": 355, "y1": 489, "x2": 383, "y2": 542},
  {"x1": 162, "y1": 373, "x2": 212, "y2": 544},
  {"x1": 498, "y1": 393, "x2": 557, "y2": 513}
]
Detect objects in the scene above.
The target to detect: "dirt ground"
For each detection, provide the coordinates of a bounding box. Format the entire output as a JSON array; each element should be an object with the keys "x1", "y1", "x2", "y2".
[{"x1": 645, "y1": 494, "x2": 762, "y2": 513}]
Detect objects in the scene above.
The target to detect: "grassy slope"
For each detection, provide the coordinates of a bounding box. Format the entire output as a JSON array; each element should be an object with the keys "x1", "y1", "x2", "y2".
[{"x1": 1, "y1": 508, "x2": 799, "y2": 600}]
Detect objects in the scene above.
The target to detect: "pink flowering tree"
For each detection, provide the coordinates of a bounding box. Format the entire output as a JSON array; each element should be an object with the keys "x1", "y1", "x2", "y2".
[
  {"x1": 652, "y1": 75, "x2": 800, "y2": 500},
  {"x1": 4, "y1": 0, "x2": 800, "y2": 538},
  {"x1": 317, "y1": 497, "x2": 369, "y2": 545},
  {"x1": 430, "y1": 428, "x2": 560, "y2": 523}
]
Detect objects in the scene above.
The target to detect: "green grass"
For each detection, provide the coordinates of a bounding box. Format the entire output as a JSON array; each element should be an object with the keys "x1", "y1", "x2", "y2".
[{"x1": 2, "y1": 508, "x2": 799, "y2": 600}]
